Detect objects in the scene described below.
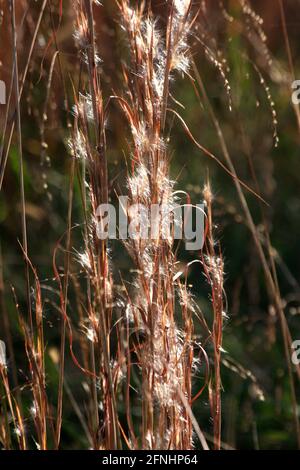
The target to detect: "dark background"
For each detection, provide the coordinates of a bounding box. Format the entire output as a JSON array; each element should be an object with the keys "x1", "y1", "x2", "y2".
[{"x1": 0, "y1": 0, "x2": 300, "y2": 449}]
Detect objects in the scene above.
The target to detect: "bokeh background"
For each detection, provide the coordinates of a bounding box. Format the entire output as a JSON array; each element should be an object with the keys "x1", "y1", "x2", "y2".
[{"x1": 0, "y1": 0, "x2": 300, "y2": 449}]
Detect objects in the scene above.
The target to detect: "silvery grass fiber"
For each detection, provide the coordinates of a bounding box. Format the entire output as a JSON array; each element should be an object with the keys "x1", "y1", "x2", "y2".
[{"x1": 0, "y1": 0, "x2": 299, "y2": 450}]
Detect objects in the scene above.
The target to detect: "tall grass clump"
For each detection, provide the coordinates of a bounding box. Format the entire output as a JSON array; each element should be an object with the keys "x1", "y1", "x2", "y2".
[{"x1": 65, "y1": 0, "x2": 215, "y2": 449}]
